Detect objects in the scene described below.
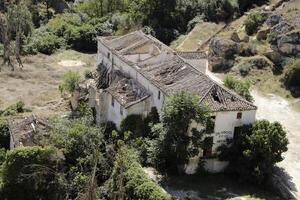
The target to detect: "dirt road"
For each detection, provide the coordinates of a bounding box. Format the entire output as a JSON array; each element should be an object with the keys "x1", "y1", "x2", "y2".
[{"x1": 251, "y1": 90, "x2": 300, "y2": 198}]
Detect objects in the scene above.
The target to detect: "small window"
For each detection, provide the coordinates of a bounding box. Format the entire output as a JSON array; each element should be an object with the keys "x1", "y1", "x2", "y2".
[
  {"x1": 107, "y1": 52, "x2": 111, "y2": 59},
  {"x1": 111, "y1": 96, "x2": 115, "y2": 107},
  {"x1": 158, "y1": 91, "x2": 161, "y2": 100},
  {"x1": 120, "y1": 106, "x2": 123, "y2": 115},
  {"x1": 237, "y1": 112, "x2": 242, "y2": 119}
]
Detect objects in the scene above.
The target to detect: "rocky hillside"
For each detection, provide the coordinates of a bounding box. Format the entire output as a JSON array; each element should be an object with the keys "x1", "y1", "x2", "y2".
[{"x1": 208, "y1": 0, "x2": 300, "y2": 98}]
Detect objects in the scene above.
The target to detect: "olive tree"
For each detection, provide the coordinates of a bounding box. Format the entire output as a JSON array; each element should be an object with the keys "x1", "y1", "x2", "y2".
[{"x1": 153, "y1": 91, "x2": 212, "y2": 173}]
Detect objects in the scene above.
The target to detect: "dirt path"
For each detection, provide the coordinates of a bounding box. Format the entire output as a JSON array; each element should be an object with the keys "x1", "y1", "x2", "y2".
[
  {"x1": 251, "y1": 90, "x2": 300, "y2": 198},
  {"x1": 207, "y1": 71, "x2": 300, "y2": 198}
]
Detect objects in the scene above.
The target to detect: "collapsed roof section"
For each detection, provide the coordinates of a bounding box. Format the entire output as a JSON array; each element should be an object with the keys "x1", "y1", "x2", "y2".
[
  {"x1": 98, "y1": 31, "x2": 257, "y2": 112},
  {"x1": 106, "y1": 71, "x2": 150, "y2": 108}
]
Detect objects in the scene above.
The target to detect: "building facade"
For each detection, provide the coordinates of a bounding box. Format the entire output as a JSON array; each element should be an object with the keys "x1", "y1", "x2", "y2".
[{"x1": 80, "y1": 30, "x2": 257, "y2": 173}]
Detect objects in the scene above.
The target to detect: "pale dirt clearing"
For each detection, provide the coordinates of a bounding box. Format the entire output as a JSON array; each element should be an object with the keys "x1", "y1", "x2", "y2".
[
  {"x1": 251, "y1": 90, "x2": 300, "y2": 199},
  {"x1": 0, "y1": 50, "x2": 95, "y2": 117}
]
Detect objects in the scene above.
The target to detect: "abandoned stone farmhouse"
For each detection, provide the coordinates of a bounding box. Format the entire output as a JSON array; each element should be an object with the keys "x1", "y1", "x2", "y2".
[{"x1": 73, "y1": 30, "x2": 257, "y2": 173}]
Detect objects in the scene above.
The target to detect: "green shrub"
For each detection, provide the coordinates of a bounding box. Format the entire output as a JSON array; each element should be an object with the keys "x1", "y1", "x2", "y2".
[
  {"x1": 47, "y1": 14, "x2": 82, "y2": 37},
  {"x1": 25, "y1": 31, "x2": 64, "y2": 55},
  {"x1": 1, "y1": 146, "x2": 64, "y2": 200},
  {"x1": 75, "y1": 101, "x2": 92, "y2": 118},
  {"x1": 0, "y1": 101, "x2": 25, "y2": 117},
  {"x1": 120, "y1": 115, "x2": 146, "y2": 138},
  {"x1": 219, "y1": 120, "x2": 288, "y2": 184},
  {"x1": 200, "y1": 0, "x2": 235, "y2": 22},
  {"x1": 267, "y1": 32, "x2": 278, "y2": 45},
  {"x1": 59, "y1": 71, "x2": 81, "y2": 93},
  {"x1": 64, "y1": 23, "x2": 97, "y2": 51},
  {"x1": 244, "y1": 11, "x2": 264, "y2": 35},
  {"x1": 283, "y1": 59, "x2": 300, "y2": 90},
  {"x1": 224, "y1": 76, "x2": 253, "y2": 102},
  {"x1": 110, "y1": 146, "x2": 171, "y2": 200},
  {"x1": 0, "y1": 118, "x2": 9, "y2": 149}
]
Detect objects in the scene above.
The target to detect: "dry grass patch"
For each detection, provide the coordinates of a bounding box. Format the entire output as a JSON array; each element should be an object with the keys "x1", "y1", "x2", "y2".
[{"x1": 176, "y1": 22, "x2": 225, "y2": 51}]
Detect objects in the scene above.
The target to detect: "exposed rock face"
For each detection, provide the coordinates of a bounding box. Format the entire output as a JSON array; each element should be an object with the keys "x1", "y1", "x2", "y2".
[
  {"x1": 257, "y1": 28, "x2": 270, "y2": 40},
  {"x1": 233, "y1": 56, "x2": 273, "y2": 76},
  {"x1": 264, "y1": 50, "x2": 284, "y2": 66},
  {"x1": 209, "y1": 37, "x2": 238, "y2": 57},
  {"x1": 277, "y1": 30, "x2": 300, "y2": 56},
  {"x1": 208, "y1": 37, "x2": 238, "y2": 71},
  {"x1": 271, "y1": 21, "x2": 294, "y2": 34},
  {"x1": 266, "y1": 14, "x2": 282, "y2": 27}
]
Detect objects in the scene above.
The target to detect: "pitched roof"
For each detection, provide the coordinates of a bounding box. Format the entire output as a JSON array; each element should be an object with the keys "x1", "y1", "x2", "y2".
[{"x1": 98, "y1": 31, "x2": 257, "y2": 112}]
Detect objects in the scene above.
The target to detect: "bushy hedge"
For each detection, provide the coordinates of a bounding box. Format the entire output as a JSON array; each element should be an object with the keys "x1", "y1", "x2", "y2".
[
  {"x1": 110, "y1": 146, "x2": 171, "y2": 200},
  {"x1": 244, "y1": 11, "x2": 264, "y2": 35},
  {"x1": 25, "y1": 31, "x2": 64, "y2": 55},
  {"x1": 0, "y1": 101, "x2": 25, "y2": 117},
  {"x1": 284, "y1": 59, "x2": 300, "y2": 91},
  {"x1": 0, "y1": 118, "x2": 9, "y2": 149}
]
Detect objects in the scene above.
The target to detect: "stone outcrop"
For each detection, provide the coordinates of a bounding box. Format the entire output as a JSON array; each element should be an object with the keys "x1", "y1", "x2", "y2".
[
  {"x1": 277, "y1": 30, "x2": 300, "y2": 57},
  {"x1": 264, "y1": 50, "x2": 284, "y2": 66},
  {"x1": 233, "y1": 55, "x2": 273, "y2": 76},
  {"x1": 208, "y1": 37, "x2": 238, "y2": 71},
  {"x1": 257, "y1": 28, "x2": 270, "y2": 40}
]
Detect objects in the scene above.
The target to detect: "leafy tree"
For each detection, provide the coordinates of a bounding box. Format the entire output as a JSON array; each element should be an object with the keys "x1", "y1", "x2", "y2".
[
  {"x1": 219, "y1": 120, "x2": 288, "y2": 184},
  {"x1": 283, "y1": 59, "x2": 300, "y2": 96},
  {"x1": 244, "y1": 11, "x2": 264, "y2": 35},
  {"x1": 110, "y1": 146, "x2": 171, "y2": 200},
  {"x1": 0, "y1": 118, "x2": 9, "y2": 149},
  {"x1": 1, "y1": 1, "x2": 33, "y2": 70},
  {"x1": 59, "y1": 70, "x2": 81, "y2": 94},
  {"x1": 50, "y1": 118, "x2": 111, "y2": 199},
  {"x1": 0, "y1": 146, "x2": 65, "y2": 200},
  {"x1": 154, "y1": 91, "x2": 211, "y2": 173},
  {"x1": 224, "y1": 76, "x2": 253, "y2": 102}
]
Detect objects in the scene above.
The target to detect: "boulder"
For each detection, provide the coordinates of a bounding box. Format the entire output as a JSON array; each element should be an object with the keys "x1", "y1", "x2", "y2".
[
  {"x1": 257, "y1": 28, "x2": 270, "y2": 40},
  {"x1": 264, "y1": 51, "x2": 283, "y2": 66},
  {"x1": 208, "y1": 56, "x2": 234, "y2": 72},
  {"x1": 271, "y1": 21, "x2": 294, "y2": 34},
  {"x1": 231, "y1": 32, "x2": 241, "y2": 43},
  {"x1": 277, "y1": 30, "x2": 300, "y2": 56},
  {"x1": 209, "y1": 37, "x2": 238, "y2": 58},
  {"x1": 278, "y1": 30, "x2": 300, "y2": 45},
  {"x1": 266, "y1": 14, "x2": 282, "y2": 27},
  {"x1": 237, "y1": 32, "x2": 249, "y2": 42},
  {"x1": 237, "y1": 42, "x2": 256, "y2": 57},
  {"x1": 247, "y1": 56, "x2": 273, "y2": 69},
  {"x1": 278, "y1": 43, "x2": 297, "y2": 55}
]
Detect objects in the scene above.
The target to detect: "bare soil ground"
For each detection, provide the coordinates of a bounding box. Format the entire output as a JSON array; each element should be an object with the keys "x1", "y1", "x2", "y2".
[
  {"x1": 174, "y1": 22, "x2": 225, "y2": 51},
  {"x1": 0, "y1": 50, "x2": 95, "y2": 118}
]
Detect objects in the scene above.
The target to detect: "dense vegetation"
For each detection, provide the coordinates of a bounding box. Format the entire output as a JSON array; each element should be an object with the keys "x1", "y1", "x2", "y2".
[
  {"x1": 244, "y1": 11, "x2": 264, "y2": 35},
  {"x1": 110, "y1": 146, "x2": 171, "y2": 200},
  {"x1": 0, "y1": 0, "x2": 269, "y2": 69},
  {"x1": 283, "y1": 59, "x2": 300, "y2": 96},
  {"x1": 219, "y1": 120, "x2": 288, "y2": 184},
  {"x1": 224, "y1": 76, "x2": 253, "y2": 102},
  {"x1": 0, "y1": 89, "x2": 289, "y2": 199}
]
